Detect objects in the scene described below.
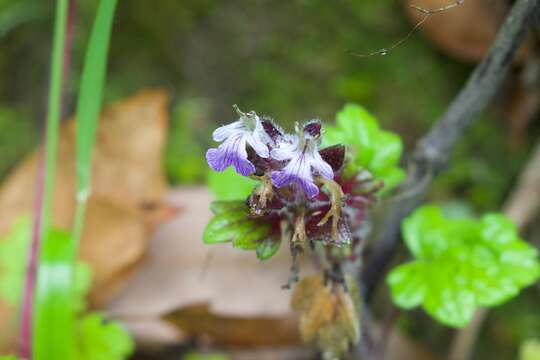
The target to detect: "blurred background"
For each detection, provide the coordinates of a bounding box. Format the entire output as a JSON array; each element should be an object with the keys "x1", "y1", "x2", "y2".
[{"x1": 0, "y1": 0, "x2": 539, "y2": 359}]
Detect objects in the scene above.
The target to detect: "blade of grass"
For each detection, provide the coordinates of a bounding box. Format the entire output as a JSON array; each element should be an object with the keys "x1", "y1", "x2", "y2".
[
  {"x1": 32, "y1": 0, "x2": 118, "y2": 358},
  {"x1": 72, "y1": 0, "x2": 118, "y2": 250},
  {"x1": 20, "y1": 0, "x2": 70, "y2": 357}
]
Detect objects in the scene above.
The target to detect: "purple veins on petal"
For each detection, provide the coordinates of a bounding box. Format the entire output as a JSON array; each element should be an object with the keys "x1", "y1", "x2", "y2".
[
  {"x1": 206, "y1": 133, "x2": 255, "y2": 176},
  {"x1": 270, "y1": 129, "x2": 334, "y2": 198},
  {"x1": 206, "y1": 107, "x2": 271, "y2": 176}
]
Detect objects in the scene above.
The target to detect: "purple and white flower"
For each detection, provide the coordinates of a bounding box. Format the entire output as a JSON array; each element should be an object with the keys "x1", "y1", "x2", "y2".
[
  {"x1": 270, "y1": 120, "x2": 334, "y2": 198},
  {"x1": 206, "y1": 106, "x2": 271, "y2": 176}
]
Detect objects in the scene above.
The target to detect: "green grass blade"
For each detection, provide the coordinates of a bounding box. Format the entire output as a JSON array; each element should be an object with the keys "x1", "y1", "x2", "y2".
[
  {"x1": 75, "y1": 0, "x2": 118, "y2": 202},
  {"x1": 26, "y1": 0, "x2": 69, "y2": 358},
  {"x1": 33, "y1": 0, "x2": 118, "y2": 358},
  {"x1": 72, "y1": 0, "x2": 117, "y2": 254}
]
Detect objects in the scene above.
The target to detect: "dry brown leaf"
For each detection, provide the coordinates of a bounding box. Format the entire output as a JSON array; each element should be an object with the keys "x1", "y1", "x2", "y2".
[
  {"x1": 291, "y1": 274, "x2": 360, "y2": 358},
  {"x1": 0, "y1": 89, "x2": 172, "y2": 352},
  {"x1": 78, "y1": 197, "x2": 148, "y2": 305},
  {"x1": 164, "y1": 303, "x2": 300, "y2": 348},
  {"x1": 403, "y1": 0, "x2": 506, "y2": 62}
]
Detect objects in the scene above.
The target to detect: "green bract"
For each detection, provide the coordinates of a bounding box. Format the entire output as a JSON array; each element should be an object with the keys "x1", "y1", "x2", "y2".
[
  {"x1": 387, "y1": 206, "x2": 540, "y2": 328},
  {"x1": 203, "y1": 201, "x2": 281, "y2": 260},
  {"x1": 324, "y1": 104, "x2": 405, "y2": 193},
  {"x1": 207, "y1": 168, "x2": 257, "y2": 201}
]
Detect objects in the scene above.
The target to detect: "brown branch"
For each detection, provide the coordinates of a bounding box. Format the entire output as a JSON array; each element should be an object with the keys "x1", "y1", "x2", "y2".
[{"x1": 362, "y1": 0, "x2": 540, "y2": 300}]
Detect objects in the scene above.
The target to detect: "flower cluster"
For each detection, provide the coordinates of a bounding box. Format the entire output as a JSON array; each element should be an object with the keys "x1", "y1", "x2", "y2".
[
  {"x1": 206, "y1": 105, "x2": 333, "y2": 198},
  {"x1": 206, "y1": 106, "x2": 382, "y2": 251},
  {"x1": 204, "y1": 105, "x2": 400, "y2": 357}
]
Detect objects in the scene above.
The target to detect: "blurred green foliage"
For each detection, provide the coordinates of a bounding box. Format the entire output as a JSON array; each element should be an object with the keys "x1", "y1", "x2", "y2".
[
  {"x1": 166, "y1": 99, "x2": 209, "y2": 184},
  {"x1": 0, "y1": 0, "x2": 531, "y2": 216},
  {"x1": 0, "y1": 0, "x2": 532, "y2": 213},
  {"x1": 0, "y1": 107, "x2": 38, "y2": 178},
  {"x1": 0, "y1": 217, "x2": 90, "y2": 310},
  {"x1": 520, "y1": 339, "x2": 540, "y2": 360},
  {"x1": 76, "y1": 313, "x2": 134, "y2": 360},
  {"x1": 324, "y1": 103, "x2": 405, "y2": 193},
  {"x1": 207, "y1": 167, "x2": 256, "y2": 201},
  {"x1": 0, "y1": 216, "x2": 133, "y2": 359}
]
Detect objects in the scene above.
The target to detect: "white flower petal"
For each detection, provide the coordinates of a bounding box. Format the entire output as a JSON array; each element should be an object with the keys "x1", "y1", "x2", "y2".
[
  {"x1": 212, "y1": 120, "x2": 245, "y2": 142},
  {"x1": 246, "y1": 130, "x2": 270, "y2": 158},
  {"x1": 311, "y1": 151, "x2": 334, "y2": 179},
  {"x1": 270, "y1": 136, "x2": 298, "y2": 161}
]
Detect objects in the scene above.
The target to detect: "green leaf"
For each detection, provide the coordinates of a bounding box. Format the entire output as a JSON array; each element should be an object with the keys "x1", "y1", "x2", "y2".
[
  {"x1": 386, "y1": 262, "x2": 426, "y2": 310},
  {"x1": 388, "y1": 206, "x2": 540, "y2": 328},
  {"x1": 207, "y1": 167, "x2": 257, "y2": 201},
  {"x1": 34, "y1": 229, "x2": 78, "y2": 359},
  {"x1": 324, "y1": 103, "x2": 405, "y2": 193},
  {"x1": 0, "y1": 356, "x2": 19, "y2": 360},
  {"x1": 256, "y1": 237, "x2": 282, "y2": 261},
  {"x1": 75, "y1": 0, "x2": 118, "y2": 198},
  {"x1": 520, "y1": 339, "x2": 540, "y2": 360},
  {"x1": 76, "y1": 313, "x2": 134, "y2": 360},
  {"x1": 203, "y1": 201, "x2": 276, "y2": 256},
  {"x1": 369, "y1": 131, "x2": 403, "y2": 173},
  {"x1": 73, "y1": 262, "x2": 93, "y2": 314}
]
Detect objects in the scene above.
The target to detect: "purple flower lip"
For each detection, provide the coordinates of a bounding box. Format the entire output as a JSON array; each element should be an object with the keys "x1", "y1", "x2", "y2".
[
  {"x1": 270, "y1": 130, "x2": 334, "y2": 199},
  {"x1": 206, "y1": 106, "x2": 271, "y2": 176}
]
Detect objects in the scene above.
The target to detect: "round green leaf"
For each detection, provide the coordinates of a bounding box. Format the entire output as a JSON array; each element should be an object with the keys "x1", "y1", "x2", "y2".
[{"x1": 388, "y1": 206, "x2": 540, "y2": 328}]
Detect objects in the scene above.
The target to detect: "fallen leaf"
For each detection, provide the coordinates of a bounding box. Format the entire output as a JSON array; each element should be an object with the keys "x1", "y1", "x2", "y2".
[
  {"x1": 0, "y1": 89, "x2": 173, "y2": 353},
  {"x1": 164, "y1": 304, "x2": 300, "y2": 348},
  {"x1": 291, "y1": 274, "x2": 360, "y2": 358},
  {"x1": 107, "y1": 187, "x2": 309, "y2": 318}
]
